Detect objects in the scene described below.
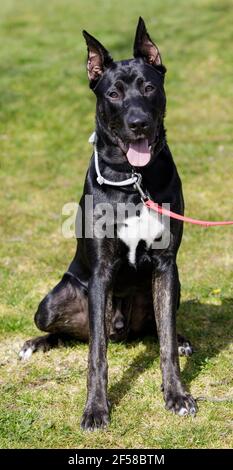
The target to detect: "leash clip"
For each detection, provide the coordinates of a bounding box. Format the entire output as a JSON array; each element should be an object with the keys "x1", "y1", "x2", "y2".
[{"x1": 133, "y1": 173, "x2": 149, "y2": 203}]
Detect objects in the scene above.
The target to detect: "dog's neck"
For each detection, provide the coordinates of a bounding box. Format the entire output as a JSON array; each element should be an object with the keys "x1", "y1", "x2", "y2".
[{"x1": 90, "y1": 121, "x2": 176, "y2": 197}]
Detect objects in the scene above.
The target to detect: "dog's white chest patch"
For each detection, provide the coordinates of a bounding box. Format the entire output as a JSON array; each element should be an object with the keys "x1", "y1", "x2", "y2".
[{"x1": 118, "y1": 205, "x2": 164, "y2": 265}]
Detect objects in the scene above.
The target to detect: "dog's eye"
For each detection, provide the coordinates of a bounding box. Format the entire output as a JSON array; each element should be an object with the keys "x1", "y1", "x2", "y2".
[
  {"x1": 108, "y1": 91, "x2": 120, "y2": 100},
  {"x1": 145, "y1": 84, "x2": 155, "y2": 93}
]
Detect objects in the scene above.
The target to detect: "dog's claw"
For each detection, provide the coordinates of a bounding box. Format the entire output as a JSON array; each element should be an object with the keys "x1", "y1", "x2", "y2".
[
  {"x1": 19, "y1": 341, "x2": 35, "y2": 360},
  {"x1": 178, "y1": 407, "x2": 188, "y2": 416}
]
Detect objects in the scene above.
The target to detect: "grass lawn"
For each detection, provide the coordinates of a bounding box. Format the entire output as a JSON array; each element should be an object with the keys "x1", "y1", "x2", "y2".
[{"x1": 0, "y1": 0, "x2": 232, "y2": 449}]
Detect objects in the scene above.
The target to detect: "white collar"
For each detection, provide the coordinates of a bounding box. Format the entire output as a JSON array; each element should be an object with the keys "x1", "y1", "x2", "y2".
[{"x1": 89, "y1": 131, "x2": 140, "y2": 187}]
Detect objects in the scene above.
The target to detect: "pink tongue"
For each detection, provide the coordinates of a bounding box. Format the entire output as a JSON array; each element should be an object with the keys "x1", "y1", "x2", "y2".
[{"x1": 126, "y1": 139, "x2": 151, "y2": 167}]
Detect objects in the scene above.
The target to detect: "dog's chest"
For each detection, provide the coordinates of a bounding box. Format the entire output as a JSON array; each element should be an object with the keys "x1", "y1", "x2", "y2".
[{"x1": 118, "y1": 205, "x2": 164, "y2": 265}]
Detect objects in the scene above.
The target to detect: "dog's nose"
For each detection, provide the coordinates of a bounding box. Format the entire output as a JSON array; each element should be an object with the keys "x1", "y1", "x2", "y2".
[{"x1": 128, "y1": 117, "x2": 149, "y2": 134}]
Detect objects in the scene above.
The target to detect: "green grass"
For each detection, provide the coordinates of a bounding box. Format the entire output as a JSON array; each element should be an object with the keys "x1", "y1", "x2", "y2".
[{"x1": 0, "y1": 0, "x2": 233, "y2": 449}]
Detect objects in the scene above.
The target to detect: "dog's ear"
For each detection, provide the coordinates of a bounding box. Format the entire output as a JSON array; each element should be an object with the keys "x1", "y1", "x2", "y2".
[
  {"x1": 133, "y1": 17, "x2": 163, "y2": 68},
  {"x1": 82, "y1": 30, "x2": 113, "y2": 87}
]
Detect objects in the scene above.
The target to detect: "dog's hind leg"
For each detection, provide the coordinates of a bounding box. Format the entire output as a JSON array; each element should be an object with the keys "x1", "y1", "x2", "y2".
[{"x1": 19, "y1": 273, "x2": 89, "y2": 360}]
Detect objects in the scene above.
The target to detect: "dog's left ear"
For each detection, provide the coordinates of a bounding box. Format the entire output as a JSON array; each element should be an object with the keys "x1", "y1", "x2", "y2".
[
  {"x1": 82, "y1": 30, "x2": 113, "y2": 87},
  {"x1": 133, "y1": 17, "x2": 164, "y2": 69}
]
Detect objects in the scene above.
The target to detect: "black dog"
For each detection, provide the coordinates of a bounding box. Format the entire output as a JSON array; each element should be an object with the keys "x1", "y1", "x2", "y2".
[{"x1": 20, "y1": 17, "x2": 197, "y2": 429}]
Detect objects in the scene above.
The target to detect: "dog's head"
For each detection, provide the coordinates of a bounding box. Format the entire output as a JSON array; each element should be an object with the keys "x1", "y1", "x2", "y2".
[{"x1": 83, "y1": 17, "x2": 166, "y2": 168}]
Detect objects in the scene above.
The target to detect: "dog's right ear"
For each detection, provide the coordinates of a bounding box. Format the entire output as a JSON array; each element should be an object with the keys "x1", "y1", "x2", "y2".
[{"x1": 82, "y1": 30, "x2": 113, "y2": 88}]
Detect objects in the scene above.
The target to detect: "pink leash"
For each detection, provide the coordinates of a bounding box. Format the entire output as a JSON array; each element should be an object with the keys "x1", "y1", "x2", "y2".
[
  {"x1": 145, "y1": 199, "x2": 233, "y2": 227},
  {"x1": 91, "y1": 133, "x2": 233, "y2": 228}
]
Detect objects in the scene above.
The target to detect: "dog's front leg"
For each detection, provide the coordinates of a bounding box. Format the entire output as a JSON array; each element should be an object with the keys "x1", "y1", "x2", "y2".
[
  {"x1": 152, "y1": 260, "x2": 197, "y2": 416},
  {"x1": 81, "y1": 268, "x2": 111, "y2": 431}
]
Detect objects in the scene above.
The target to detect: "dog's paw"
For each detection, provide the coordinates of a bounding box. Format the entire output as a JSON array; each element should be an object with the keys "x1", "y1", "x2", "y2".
[
  {"x1": 177, "y1": 335, "x2": 194, "y2": 357},
  {"x1": 19, "y1": 340, "x2": 35, "y2": 360},
  {"x1": 178, "y1": 341, "x2": 193, "y2": 357},
  {"x1": 19, "y1": 334, "x2": 61, "y2": 360},
  {"x1": 165, "y1": 391, "x2": 197, "y2": 416},
  {"x1": 81, "y1": 405, "x2": 109, "y2": 431}
]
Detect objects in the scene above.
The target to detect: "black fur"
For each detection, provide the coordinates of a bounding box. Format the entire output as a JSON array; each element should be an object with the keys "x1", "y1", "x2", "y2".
[{"x1": 20, "y1": 17, "x2": 196, "y2": 429}]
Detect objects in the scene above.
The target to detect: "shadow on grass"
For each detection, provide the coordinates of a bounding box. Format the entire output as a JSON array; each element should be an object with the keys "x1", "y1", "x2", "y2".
[
  {"x1": 108, "y1": 338, "x2": 159, "y2": 409},
  {"x1": 108, "y1": 297, "x2": 233, "y2": 407},
  {"x1": 178, "y1": 298, "x2": 233, "y2": 390}
]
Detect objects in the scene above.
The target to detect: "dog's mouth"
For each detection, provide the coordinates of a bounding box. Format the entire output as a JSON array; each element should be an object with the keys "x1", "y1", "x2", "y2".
[
  {"x1": 116, "y1": 137, "x2": 151, "y2": 167},
  {"x1": 126, "y1": 139, "x2": 151, "y2": 167}
]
